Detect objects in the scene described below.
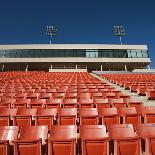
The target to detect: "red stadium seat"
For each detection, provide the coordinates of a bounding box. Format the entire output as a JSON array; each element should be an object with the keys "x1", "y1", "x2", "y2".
[
  {"x1": 136, "y1": 123, "x2": 155, "y2": 154},
  {"x1": 58, "y1": 108, "x2": 77, "y2": 125},
  {"x1": 0, "y1": 126, "x2": 19, "y2": 155},
  {"x1": 79, "y1": 99, "x2": 94, "y2": 108},
  {"x1": 0, "y1": 98, "x2": 16, "y2": 108},
  {"x1": 0, "y1": 108, "x2": 17, "y2": 126},
  {"x1": 111, "y1": 98, "x2": 127, "y2": 109},
  {"x1": 79, "y1": 108, "x2": 98, "y2": 125},
  {"x1": 94, "y1": 98, "x2": 110, "y2": 111},
  {"x1": 29, "y1": 99, "x2": 46, "y2": 109},
  {"x1": 38, "y1": 93, "x2": 52, "y2": 99},
  {"x1": 63, "y1": 98, "x2": 78, "y2": 108},
  {"x1": 48, "y1": 125, "x2": 77, "y2": 155},
  {"x1": 35, "y1": 108, "x2": 57, "y2": 128},
  {"x1": 13, "y1": 108, "x2": 37, "y2": 126},
  {"x1": 13, "y1": 126, "x2": 48, "y2": 155},
  {"x1": 138, "y1": 107, "x2": 155, "y2": 123},
  {"x1": 119, "y1": 107, "x2": 141, "y2": 125},
  {"x1": 99, "y1": 107, "x2": 120, "y2": 126},
  {"x1": 109, "y1": 124, "x2": 141, "y2": 155},
  {"x1": 13, "y1": 98, "x2": 31, "y2": 108},
  {"x1": 80, "y1": 125, "x2": 109, "y2": 155},
  {"x1": 45, "y1": 99, "x2": 63, "y2": 108}
]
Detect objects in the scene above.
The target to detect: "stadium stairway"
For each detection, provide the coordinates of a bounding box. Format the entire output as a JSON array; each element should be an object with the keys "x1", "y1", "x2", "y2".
[{"x1": 91, "y1": 73, "x2": 155, "y2": 107}]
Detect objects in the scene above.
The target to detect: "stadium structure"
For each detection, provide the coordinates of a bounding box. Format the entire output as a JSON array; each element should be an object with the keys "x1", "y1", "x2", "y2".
[
  {"x1": 1, "y1": 43, "x2": 155, "y2": 155},
  {"x1": 0, "y1": 44, "x2": 150, "y2": 72}
]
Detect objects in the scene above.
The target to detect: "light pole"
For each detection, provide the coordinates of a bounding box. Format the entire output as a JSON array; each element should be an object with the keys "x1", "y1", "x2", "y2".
[
  {"x1": 114, "y1": 26, "x2": 125, "y2": 45},
  {"x1": 46, "y1": 25, "x2": 57, "y2": 44}
]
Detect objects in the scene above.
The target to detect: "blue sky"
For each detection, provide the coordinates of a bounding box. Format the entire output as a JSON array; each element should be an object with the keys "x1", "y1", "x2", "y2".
[{"x1": 0, "y1": 0, "x2": 154, "y2": 67}]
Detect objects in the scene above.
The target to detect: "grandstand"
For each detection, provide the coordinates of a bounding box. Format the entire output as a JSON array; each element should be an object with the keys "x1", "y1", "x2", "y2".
[
  {"x1": 0, "y1": 44, "x2": 155, "y2": 155},
  {"x1": 0, "y1": 44, "x2": 150, "y2": 72}
]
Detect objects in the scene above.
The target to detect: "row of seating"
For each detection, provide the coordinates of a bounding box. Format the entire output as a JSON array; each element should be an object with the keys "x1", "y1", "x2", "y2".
[
  {"x1": 1, "y1": 124, "x2": 155, "y2": 155},
  {"x1": 1, "y1": 98, "x2": 142, "y2": 109},
  {"x1": 101, "y1": 73, "x2": 155, "y2": 99},
  {"x1": 1, "y1": 106, "x2": 155, "y2": 128}
]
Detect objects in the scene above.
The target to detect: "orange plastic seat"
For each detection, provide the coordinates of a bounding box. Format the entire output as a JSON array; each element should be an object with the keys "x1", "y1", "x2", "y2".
[
  {"x1": 99, "y1": 107, "x2": 120, "y2": 126},
  {"x1": 136, "y1": 123, "x2": 155, "y2": 154},
  {"x1": 0, "y1": 98, "x2": 16, "y2": 108},
  {"x1": 48, "y1": 125, "x2": 77, "y2": 155},
  {"x1": 80, "y1": 125, "x2": 109, "y2": 155},
  {"x1": 45, "y1": 99, "x2": 62, "y2": 108},
  {"x1": 65, "y1": 92, "x2": 77, "y2": 98},
  {"x1": 111, "y1": 98, "x2": 127, "y2": 109},
  {"x1": 13, "y1": 108, "x2": 37, "y2": 126},
  {"x1": 138, "y1": 107, "x2": 155, "y2": 123},
  {"x1": 35, "y1": 108, "x2": 57, "y2": 128},
  {"x1": 0, "y1": 126, "x2": 19, "y2": 155},
  {"x1": 63, "y1": 99, "x2": 78, "y2": 108},
  {"x1": 13, "y1": 98, "x2": 31, "y2": 108},
  {"x1": 119, "y1": 107, "x2": 141, "y2": 125},
  {"x1": 109, "y1": 124, "x2": 141, "y2": 155},
  {"x1": 13, "y1": 126, "x2": 48, "y2": 155},
  {"x1": 26, "y1": 93, "x2": 40, "y2": 99},
  {"x1": 52, "y1": 92, "x2": 65, "y2": 99},
  {"x1": 0, "y1": 108, "x2": 17, "y2": 126},
  {"x1": 91, "y1": 92, "x2": 103, "y2": 99},
  {"x1": 58, "y1": 108, "x2": 77, "y2": 125},
  {"x1": 79, "y1": 108, "x2": 98, "y2": 125},
  {"x1": 126, "y1": 99, "x2": 143, "y2": 111},
  {"x1": 79, "y1": 99, "x2": 94, "y2": 108},
  {"x1": 94, "y1": 98, "x2": 110, "y2": 111},
  {"x1": 29, "y1": 99, "x2": 46, "y2": 109},
  {"x1": 38, "y1": 93, "x2": 52, "y2": 99},
  {"x1": 104, "y1": 93, "x2": 116, "y2": 99},
  {"x1": 14, "y1": 93, "x2": 26, "y2": 99},
  {"x1": 146, "y1": 90, "x2": 155, "y2": 100}
]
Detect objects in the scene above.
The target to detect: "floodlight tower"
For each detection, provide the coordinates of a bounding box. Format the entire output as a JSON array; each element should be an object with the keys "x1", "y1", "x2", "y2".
[
  {"x1": 114, "y1": 26, "x2": 125, "y2": 45},
  {"x1": 46, "y1": 25, "x2": 57, "y2": 44}
]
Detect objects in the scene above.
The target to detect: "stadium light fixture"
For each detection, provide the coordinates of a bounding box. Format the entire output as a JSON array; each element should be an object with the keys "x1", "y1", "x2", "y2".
[
  {"x1": 46, "y1": 25, "x2": 57, "y2": 44},
  {"x1": 114, "y1": 25, "x2": 125, "y2": 45}
]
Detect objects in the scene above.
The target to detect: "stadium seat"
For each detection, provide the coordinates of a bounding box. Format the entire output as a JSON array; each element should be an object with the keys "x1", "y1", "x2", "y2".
[
  {"x1": 0, "y1": 98, "x2": 16, "y2": 108},
  {"x1": 94, "y1": 98, "x2": 110, "y2": 111},
  {"x1": 79, "y1": 99, "x2": 94, "y2": 108},
  {"x1": 13, "y1": 98, "x2": 31, "y2": 108},
  {"x1": 138, "y1": 107, "x2": 155, "y2": 123},
  {"x1": 80, "y1": 125, "x2": 109, "y2": 155},
  {"x1": 0, "y1": 126, "x2": 19, "y2": 155},
  {"x1": 99, "y1": 107, "x2": 120, "y2": 126},
  {"x1": 35, "y1": 108, "x2": 57, "y2": 128},
  {"x1": 38, "y1": 93, "x2": 52, "y2": 99},
  {"x1": 0, "y1": 108, "x2": 17, "y2": 126},
  {"x1": 29, "y1": 99, "x2": 46, "y2": 109},
  {"x1": 109, "y1": 124, "x2": 141, "y2": 155},
  {"x1": 13, "y1": 108, "x2": 37, "y2": 126},
  {"x1": 79, "y1": 108, "x2": 98, "y2": 125},
  {"x1": 119, "y1": 107, "x2": 141, "y2": 125},
  {"x1": 13, "y1": 126, "x2": 48, "y2": 155},
  {"x1": 126, "y1": 99, "x2": 143, "y2": 111},
  {"x1": 45, "y1": 99, "x2": 63, "y2": 108},
  {"x1": 63, "y1": 98, "x2": 78, "y2": 108},
  {"x1": 48, "y1": 125, "x2": 77, "y2": 155},
  {"x1": 111, "y1": 98, "x2": 127, "y2": 109},
  {"x1": 58, "y1": 108, "x2": 77, "y2": 125},
  {"x1": 136, "y1": 123, "x2": 155, "y2": 154}
]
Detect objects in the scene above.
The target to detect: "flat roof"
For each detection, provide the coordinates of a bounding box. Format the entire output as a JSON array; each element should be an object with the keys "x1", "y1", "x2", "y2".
[{"x1": 0, "y1": 44, "x2": 148, "y2": 50}]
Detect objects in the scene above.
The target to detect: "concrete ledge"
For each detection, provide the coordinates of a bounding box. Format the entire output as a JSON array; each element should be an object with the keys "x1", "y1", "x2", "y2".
[{"x1": 49, "y1": 69, "x2": 87, "y2": 72}]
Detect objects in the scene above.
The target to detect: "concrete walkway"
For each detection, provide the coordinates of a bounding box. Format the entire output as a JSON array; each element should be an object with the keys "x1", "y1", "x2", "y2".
[{"x1": 91, "y1": 73, "x2": 155, "y2": 107}]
